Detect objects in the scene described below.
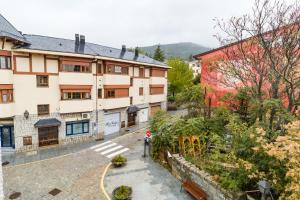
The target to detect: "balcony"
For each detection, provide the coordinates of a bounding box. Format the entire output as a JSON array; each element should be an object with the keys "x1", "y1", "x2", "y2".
[
  {"x1": 150, "y1": 94, "x2": 166, "y2": 103},
  {"x1": 103, "y1": 74, "x2": 130, "y2": 85},
  {"x1": 59, "y1": 72, "x2": 93, "y2": 85},
  {"x1": 0, "y1": 103, "x2": 14, "y2": 118},
  {"x1": 103, "y1": 97, "x2": 130, "y2": 110},
  {"x1": 0, "y1": 70, "x2": 13, "y2": 84},
  {"x1": 59, "y1": 99, "x2": 93, "y2": 113},
  {"x1": 149, "y1": 77, "x2": 167, "y2": 85}
]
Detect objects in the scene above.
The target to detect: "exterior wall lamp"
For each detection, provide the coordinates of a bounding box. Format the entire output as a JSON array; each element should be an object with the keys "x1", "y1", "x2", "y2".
[{"x1": 24, "y1": 110, "x2": 29, "y2": 119}]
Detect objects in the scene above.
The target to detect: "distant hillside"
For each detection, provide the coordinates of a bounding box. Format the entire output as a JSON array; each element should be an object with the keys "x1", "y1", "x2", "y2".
[{"x1": 140, "y1": 42, "x2": 210, "y2": 60}]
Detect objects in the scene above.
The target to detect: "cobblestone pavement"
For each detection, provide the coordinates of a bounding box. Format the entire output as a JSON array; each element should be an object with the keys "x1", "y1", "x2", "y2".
[{"x1": 3, "y1": 129, "x2": 147, "y2": 200}]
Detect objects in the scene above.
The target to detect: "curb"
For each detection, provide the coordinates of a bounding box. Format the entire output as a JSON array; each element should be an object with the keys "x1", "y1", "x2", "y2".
[{"x1": 101, "y1": 162, "x2": 112, "y2": 200}]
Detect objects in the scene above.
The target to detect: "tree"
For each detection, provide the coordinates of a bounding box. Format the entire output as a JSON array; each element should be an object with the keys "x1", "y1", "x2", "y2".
[
  {"x1": 176, "y1": 85, "x2": 206, "y2": 117},
  {"x1": 153, "y1": 45, "x2": 165, "y2": 62},
  {"x1": 167, "y1": 58, "x2": 193, "y2": 97},
  {"x1": 213, "y1": 0, "x2": 300, "y2": 130},
  {"x1": 193, "y1": 74, "x2": 201, "y2": 85}
]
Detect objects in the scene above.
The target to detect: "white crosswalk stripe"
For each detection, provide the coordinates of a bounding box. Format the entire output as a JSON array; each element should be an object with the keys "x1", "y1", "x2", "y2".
[
  {"x1": 94, "y1": 143, "x2": 117, "y2": 152},
  {"x1": 91, "y1": 140, "x2": 130, "y2": 158},
  {"x1": 106, "y1": 148, "x2": 129, "y2": 158},
  {"x1": 101, "y1": 145, "x2": 123, "y2": 155},
  {"x1": 90, "y1": 141, "x2": 112, "y2": 149}
]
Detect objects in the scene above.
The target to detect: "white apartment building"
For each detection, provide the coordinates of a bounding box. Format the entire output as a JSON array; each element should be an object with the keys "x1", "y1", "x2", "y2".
[
  {"x1": 189, "y1": 60, "x2": 201, "y2": 78},
  {"x1": 0, "y1": 14, "x2": 168, "y2": 152}
]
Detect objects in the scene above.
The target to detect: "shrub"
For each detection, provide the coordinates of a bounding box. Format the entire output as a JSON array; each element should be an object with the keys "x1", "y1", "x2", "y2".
[
  {"x1": 113, "y1": 185, "x2": 132, "y2": 200},
  {"x1": 111, "y1": 155, "x2": 127, "y2": 167}
]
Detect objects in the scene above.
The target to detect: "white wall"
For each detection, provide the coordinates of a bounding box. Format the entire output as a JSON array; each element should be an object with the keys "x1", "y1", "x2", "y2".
[
  {"x1": 103, "y1": 74, "x2": 130, "y2": 85},
  {"x1": 0, "y1": 70, "x2": 13, "y2": 84},
  {"x1": 103, "y1": 98, "x2": 130, "y2": 110},
  {"x1": 59, "y1": 72, "x2": 93, "y2": 85},
  {"x1": 13, "y1": 75, "x2": 60, "y2": 115},
  {"x1": 32, "y1": 54, "x2": 44, "y2": 73},
  {"x1": 60, "y1": 100, "x2": 93, "y2": 113}
]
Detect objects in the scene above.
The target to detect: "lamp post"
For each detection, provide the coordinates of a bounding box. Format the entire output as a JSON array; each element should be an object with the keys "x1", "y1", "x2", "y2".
[{"x1": 258, "y1": 179, "x2": 273, "y2": 200}]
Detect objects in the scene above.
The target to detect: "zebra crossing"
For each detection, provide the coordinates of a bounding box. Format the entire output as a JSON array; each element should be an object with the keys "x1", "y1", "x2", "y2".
[{"x1": 90, "y1": 140, "x2": 129, "y2": 158}]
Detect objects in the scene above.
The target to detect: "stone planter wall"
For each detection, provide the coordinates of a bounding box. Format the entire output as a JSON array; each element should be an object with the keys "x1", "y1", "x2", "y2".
[{"x1": 171, "y1": 154, "x2": 243, "y2": 200}]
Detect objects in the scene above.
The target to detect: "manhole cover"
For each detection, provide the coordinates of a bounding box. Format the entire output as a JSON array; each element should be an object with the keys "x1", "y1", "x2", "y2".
[
  {"x1": 137, "y1": 139, "x2": 142, "y2": 141},
  {"x1": 49, "y1": 188, "x2": 61, "y2": 196},
  {"x1": 2, "y1": 161, "x2": 9, "y2": 166},
  {"x1": 9, "y1": 192, "x2": 21, "y2": 199}
]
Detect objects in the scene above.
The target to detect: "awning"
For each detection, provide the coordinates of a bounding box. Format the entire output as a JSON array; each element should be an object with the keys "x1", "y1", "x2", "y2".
[
  {"x1": 127, "y1": 106, "x2": 139, "y2": 113},
  {"x1": 34, "y1": 118, "x2": 61, "y2": 128}
]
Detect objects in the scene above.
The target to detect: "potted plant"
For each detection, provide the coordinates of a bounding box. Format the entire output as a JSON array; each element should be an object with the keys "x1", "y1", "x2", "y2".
[
  {"x1": 112, "y1": 185, "x2": 132, "y2": 200},
  {"x1": 111, "y1": 155, "x2": 127, "y2": 167}
]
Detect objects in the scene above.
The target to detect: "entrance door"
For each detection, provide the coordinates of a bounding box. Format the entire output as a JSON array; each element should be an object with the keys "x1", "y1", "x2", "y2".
[
  {"x1": 38, "y1": 127, "x2": 59, "y2": 147},
  {"x1": 104, "y1": 113, "x2": 120, "y2": 135},
  {"x1": 0, "y1": 126, "x2": 14, "y2": 147},
  {"x1": 150, "y1": 105, "x2": 161, "y2": 116},
  {"x1": 127, "y1": 113, "x2": 136, "y2": 127}
]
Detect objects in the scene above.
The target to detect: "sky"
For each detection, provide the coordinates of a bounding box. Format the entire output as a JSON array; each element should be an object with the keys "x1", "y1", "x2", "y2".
[{"x1": 0, "y1": 0, "x2": 295, "y2": 49}]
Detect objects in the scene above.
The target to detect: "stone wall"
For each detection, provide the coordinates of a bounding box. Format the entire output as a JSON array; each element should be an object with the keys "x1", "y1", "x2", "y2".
[{"x1": 171, "y1": 154, "x2": 242, "y2": 200}]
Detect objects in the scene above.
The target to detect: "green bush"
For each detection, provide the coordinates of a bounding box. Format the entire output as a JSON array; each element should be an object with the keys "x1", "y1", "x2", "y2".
[
  {"x1": 113, "y1": 185, "x2": 132, "y2": 199},
  {"x1": 111, "y1": 155, "x2": 127, "y2": 167}
]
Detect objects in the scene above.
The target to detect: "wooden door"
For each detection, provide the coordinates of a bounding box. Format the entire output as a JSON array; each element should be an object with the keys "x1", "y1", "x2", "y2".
[
  {"x1": 150, "y1": 105, "x2": 161, "y2": 116},
  {"x1": 38, "y1": 127, "x2": 59, "y2": 147},
  {"x1": 127, "y1": 113, "x2": 136, "y2": 127}
]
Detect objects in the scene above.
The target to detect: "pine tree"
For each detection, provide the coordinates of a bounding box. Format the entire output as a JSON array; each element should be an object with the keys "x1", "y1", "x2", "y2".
[{"x1": 153, "y1": 45, "x2": 165, "y2": 62}]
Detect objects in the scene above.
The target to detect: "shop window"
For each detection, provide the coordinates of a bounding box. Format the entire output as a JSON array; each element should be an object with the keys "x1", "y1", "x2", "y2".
[{"x1": 66, "y1": 120, "x2": 89, "y2": 136}]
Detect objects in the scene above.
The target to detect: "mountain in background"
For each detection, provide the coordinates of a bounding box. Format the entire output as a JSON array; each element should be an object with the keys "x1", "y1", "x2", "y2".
[{"x1": 139, "y1": 42, "x2": 210, "y2": 60}]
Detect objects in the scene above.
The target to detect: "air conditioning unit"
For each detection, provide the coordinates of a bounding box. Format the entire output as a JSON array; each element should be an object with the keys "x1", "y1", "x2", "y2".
[{"x1": 81, "y1": 113, "x2": 91, "y2": 119}]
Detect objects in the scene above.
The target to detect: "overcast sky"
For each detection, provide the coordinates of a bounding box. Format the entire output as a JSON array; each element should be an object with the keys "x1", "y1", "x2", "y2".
[{"x1": 0, "y1": 0, "x2": 295, "y2": 48}]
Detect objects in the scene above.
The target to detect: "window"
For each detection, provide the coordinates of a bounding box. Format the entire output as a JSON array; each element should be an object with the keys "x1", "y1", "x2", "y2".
[
  {"x1": 139, "y1": 68, "x2": 144, "y2": 77},
  {"x1": 97, "y1": 64, "x2": 102, "y2": 74},
  {"x1": 115, "y1": 66, "x2": 122, "y2": 73},
  {"x1": 105, "y1": 90, "x2": 115, "y2": 98},
  {"x1": 150, "y1": 68, "x2": 165, "y2": 77},
  {"x1": 105, "y1": 64, "x2": 129, "y2": 75},
  {"x1": 66, "y1": 120, "x2": 89, "y2": 136},
  {"x1": 0, "y1": 56, "x2": 11, "y2": 69},
  {"x1": 98, "y1": 89, "x2": 102, "y2": 98},
  {"x1": 130, "y1": 97, "x2": 133, "y2": 105},
  {"x1": 61, "y1": 64, "x2": 91, "y2": 73},
  {"x1": 150, "y1": 86, "x2": 164, "y2": 95},
  {"x1": 139, "y1": 87, "x2": 143, "y2": 96},
  {"x1": 36, "y1": 75, "x2": 49, "y2": 87},
  {"x1": 61, "y1": 92, "x2": 91, "y2": 100},
  {"x1": 0, "y1": 90, "x2": 13, "y2": 103},
  {"x1": 37, "y1": 104, "x2": 49, "y2": 116}
]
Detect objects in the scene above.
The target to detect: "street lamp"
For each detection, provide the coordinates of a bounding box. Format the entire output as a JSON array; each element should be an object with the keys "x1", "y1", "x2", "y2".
[{"x1": 258, "y1": 179, "x2": 273, "y2": 200}]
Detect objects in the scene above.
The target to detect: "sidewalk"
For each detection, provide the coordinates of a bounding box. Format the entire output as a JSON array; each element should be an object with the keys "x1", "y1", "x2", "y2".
[
  {"x1": 1, "y1": 122, "x2": 148, "y2": 167},
  {"x1": 104, "y1": 140, "x2": 193, "y2": 200}
]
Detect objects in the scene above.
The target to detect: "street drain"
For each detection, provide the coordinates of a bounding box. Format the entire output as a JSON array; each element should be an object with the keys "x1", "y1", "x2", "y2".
[
  {"x1": 137, "y1": 139, "x2": 142, "y2": 141},
  {"x1": 2, "y1": 161, "x2": 9, "y2": 166},
  {"x1": 95, "y1": 138, "x2": 103, "y2": 141},
  {"x1": 49, "y1": 188, "x2": 61, "y2": 196},
  {"x1": 9, "y1": 192, "x2": 21, "y2": 199}
]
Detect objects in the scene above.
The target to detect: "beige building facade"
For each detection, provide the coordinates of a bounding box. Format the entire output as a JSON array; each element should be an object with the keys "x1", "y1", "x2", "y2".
[{"x1": 0, "y1": 15, "x2": 168, "y2": 152}]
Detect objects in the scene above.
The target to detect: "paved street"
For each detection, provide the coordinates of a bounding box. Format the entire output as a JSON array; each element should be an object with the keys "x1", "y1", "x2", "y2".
[
  {"x1": 2, "y1": 123, "x2": 191, "y2": 200},
  {"x1": 104, "y1": 140, "x2": 193, "y2": 200}
]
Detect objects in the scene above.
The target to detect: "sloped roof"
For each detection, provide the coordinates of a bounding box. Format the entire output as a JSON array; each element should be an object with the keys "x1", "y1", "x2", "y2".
[
  {"x1": 21, "y1": 34, "x2": 167, "y2": 67},
  {"x1": 0, "y1": 14, "x2": 28, "y2": 43}
]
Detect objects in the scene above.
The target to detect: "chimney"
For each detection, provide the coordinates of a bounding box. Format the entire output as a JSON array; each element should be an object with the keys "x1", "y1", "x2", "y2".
[
  {"x1": 120, "y1": 45, "x2": 126, "y2": 58},
  {"x1": 121, "y1": 45, "x2": 126, "y2": 53},
  {"x1": 134, "y1": 47, "x2": 139, "y2": 60},
  {"x1": 80, "y1": 35, "x2": 85, "y2": 45},
  {"x1": 75, "y1": 34, "x2": 79, "y2": 46}
]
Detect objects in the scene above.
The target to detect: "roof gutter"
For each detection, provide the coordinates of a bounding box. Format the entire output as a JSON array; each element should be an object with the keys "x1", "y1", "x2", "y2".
[{"x1": 12, "y1": 48, "x2": 170, "y2": 69}]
